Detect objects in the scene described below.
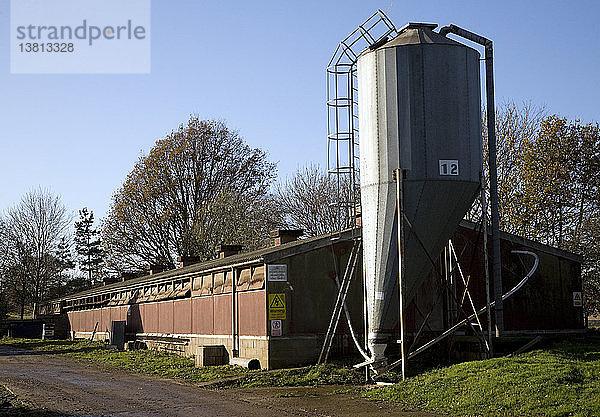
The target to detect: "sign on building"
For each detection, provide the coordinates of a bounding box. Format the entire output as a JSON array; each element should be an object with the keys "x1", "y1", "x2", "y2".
[
  {"x1": 268, "y1": 293, "x2": 286, "y2": 319},
  {"x1": 267, "y1": 264, "x2": 287, "y2": 282},
  {"x1": 270, "y1": 319, "x2": 282, "y2": 337},
  {"x1": 573, "y1": 291, "x2": 582, "y2": 307}
]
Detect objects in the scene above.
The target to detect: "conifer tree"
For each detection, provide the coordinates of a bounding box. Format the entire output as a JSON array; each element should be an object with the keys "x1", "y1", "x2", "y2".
[{"x1": 74, "y1": 208, "x2": 103, "y2": 284}]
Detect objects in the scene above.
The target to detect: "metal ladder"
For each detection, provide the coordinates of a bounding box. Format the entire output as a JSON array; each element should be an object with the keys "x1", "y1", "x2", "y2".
[{"x1": 318, "y1": 239, "x2": 362, "y2": 364}]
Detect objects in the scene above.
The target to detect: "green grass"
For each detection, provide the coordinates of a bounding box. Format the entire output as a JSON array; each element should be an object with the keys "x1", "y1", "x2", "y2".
[
  {"x1": 0, "y1": 338, "x2": 362, "y2": 387},
  {"x1": 365, "y1": 337, "x2": 600, "y2": 416},
  {"x1": 209, "y1": 362, "x2": 363, "y2": 388},
  {"x1": 7, "y1": 336, "x2": 600, "y2": 415}
]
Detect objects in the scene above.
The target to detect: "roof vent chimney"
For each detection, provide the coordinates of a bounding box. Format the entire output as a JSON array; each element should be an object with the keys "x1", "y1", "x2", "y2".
[
  {"x1": 147, "y1": 265, "x2": 168, "y2": 275},
  {"x1": 216, "y1": 244, "x2": 243, "y2": 259},
  {"x1": 103, "y1": 276, "x2": 121, "y2": 286},
  {"x1": 177, "y1": 256, "x2": 202, "y2": 268},
  {"x1": 119, "y1": 272, "x2": 139, "y2": 281},
  {"x1": 270, "y1": 229, "x2": 304, "y2": 246}
]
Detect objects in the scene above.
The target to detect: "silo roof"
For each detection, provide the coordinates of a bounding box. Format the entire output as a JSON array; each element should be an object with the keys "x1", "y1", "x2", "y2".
[{"x1": 380, "y1": 22, "x2": 466, "y2": 48}]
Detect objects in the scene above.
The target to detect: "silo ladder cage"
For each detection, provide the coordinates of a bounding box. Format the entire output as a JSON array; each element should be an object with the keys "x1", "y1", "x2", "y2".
[{"x1": 327, "y1": 10, "x2": 398, "y2": 231}]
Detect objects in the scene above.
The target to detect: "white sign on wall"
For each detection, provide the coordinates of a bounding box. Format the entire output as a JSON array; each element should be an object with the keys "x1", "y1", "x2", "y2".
[
  {"x1": 271, "y1": 319, "x2": 282, "y2": 337},
  {"x1": 267, "y1": 264, "x2": 287, "y2": 282},
  {"x1": 573, "y1": 291, "x2": 582, "y2": 307},
  {"x1": 439, "y1": 159, "x2": 459, "y2": 176}
]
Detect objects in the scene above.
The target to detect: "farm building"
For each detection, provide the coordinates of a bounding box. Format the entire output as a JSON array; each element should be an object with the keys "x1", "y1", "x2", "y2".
[{"x1": 40, "y1": 223, "x2": 584, "y2": 370}]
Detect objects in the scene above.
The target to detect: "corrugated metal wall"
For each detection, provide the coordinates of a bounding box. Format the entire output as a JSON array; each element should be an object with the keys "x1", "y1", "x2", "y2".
[
  {"x1": 67, "y1": 264, "x2": 267, "y2": 338},
  {"x1": 68, "y1": 290, "x2": 266, "y2": 337}
]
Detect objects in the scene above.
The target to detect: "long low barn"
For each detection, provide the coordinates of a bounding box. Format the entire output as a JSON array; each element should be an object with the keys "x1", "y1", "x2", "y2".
[{"x1": 41, "y1": 224, "x2": 584, "y2": 369}]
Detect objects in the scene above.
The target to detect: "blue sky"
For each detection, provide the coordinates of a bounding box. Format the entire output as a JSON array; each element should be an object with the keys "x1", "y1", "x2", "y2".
[{"x1": 1, "y1": 0, "x2": 599, "y2": 222}]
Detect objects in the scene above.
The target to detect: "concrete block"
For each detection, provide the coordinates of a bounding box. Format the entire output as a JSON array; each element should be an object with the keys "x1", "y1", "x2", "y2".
[
  {"x1": 195, "y1": 345, "x2": 226, "y2": 367},
  {"x1": 126, "y1": 341, "x2": 147, "y2": 351}
]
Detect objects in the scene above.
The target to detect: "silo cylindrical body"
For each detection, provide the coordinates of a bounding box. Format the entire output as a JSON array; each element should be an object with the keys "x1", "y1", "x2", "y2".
[{"x1": 357, "y1": 23, "x2": 482, "y2": 362}]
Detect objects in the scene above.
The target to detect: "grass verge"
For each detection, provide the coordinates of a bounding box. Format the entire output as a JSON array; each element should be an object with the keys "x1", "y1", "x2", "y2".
[
  {"x1": 6, "y1": 336, "x2": 600, "y2": 415},
  {"x1": 0, "y1": 338, "x2": 362, "y2": 388},
  {"x1": 365, "y1": 337, "x2": 600, "y2": 416}
]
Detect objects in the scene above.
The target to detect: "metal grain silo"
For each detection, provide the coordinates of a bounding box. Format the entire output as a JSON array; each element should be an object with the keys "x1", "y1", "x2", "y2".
[{"x1": 357, "y1": 23, "x2": 482, "y2": 365}]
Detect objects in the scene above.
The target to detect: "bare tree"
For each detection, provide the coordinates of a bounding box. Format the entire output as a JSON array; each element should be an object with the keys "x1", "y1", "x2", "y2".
[
  {"x1": 4, "y1": 188, "x2": 70, "y2": 317},
  {"x1": 276, "y1": 164, "x2": 347, "y2": 237},
  {"x1": 0, "y1": 219, "x2": 13, "y2": 318}
]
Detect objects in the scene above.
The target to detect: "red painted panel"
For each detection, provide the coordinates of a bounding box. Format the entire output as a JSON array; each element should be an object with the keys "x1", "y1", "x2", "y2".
[
  {"x1": 81, "y1": 310, "x2": 89, "y2": 331},
  {"x1": 173, "y1": 299, "x2": 191, "y2": 334},
  {"x1": 192, "y1": 297, "x2": 214, "y2": 335},
  {"x1": 144, "y1": 303, "x2": 158, "y2": 333},
  {"x1": 109, "y1": 307, "x2": 119, "y2": 327},
  {"x1": 100, "y1": 308, "x2": 108, "y2": 333},
  {"x1": 238, "y1": 290, "x2": 266, "y2": 336},
  {"x1": 92, "y1": 309, "x2": 102, "y2": 332},
  {"x1": 76, "y1": 311, "x2": 85, "y2": 332},
  {"x1": 75, "y1": 311, "x2": 81, "y2": 332},
  {"x1": 68, "y1": 311, "x2": 76, "y2": 332},
  {"x1": 137, "y1": 303, "x2": 145, "y2": 333},
  {"x1": 119, "y1": 306, "x2": 128, "y2": 322},
  {"x1": 79, "y1": 311, "x2": 85, "y2": 332},
  {"x1": 213, "y1": 294, "x2": 232, "y2": 335},
  {"x1": 158, "y1": 301, "x2": 174, "y2": 334},
  {"x1": 84, "y1": 310, "x2": 90, "y2": 331},
  {"x1": 81, "y1": 311, "x2": 87, "y2": 331},
  {"x1": 106, "y1": 308, "x2": 112, "y2": 330}
]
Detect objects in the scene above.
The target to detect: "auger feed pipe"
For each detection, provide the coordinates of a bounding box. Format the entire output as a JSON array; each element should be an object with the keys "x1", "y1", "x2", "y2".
[
  {"x1": 406, "y1": 250, "x2": 539, "y2": 361},
  {"x1": 376, "y1": 250, "x2": 539, "y2": 377},
  {"x1": 439, "y1": 24, "x2": 504, "y2": 335}
]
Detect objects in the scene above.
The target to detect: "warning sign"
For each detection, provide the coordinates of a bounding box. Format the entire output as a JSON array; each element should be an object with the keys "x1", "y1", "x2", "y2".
[
  {"x1": 269, "y1": 293, "x2": 286, "y2": 319},
  {"x1": 271, "y1": 319, "x2": 282, "y2": 337},
  {"x1": 573, "y1": 291, "x2": 583, "y2": 307}
]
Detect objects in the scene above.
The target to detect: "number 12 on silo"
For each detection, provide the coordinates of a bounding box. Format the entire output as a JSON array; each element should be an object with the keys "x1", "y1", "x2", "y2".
[{"x1": 439, "y1": 160, "x2": 459, "y2": 176}]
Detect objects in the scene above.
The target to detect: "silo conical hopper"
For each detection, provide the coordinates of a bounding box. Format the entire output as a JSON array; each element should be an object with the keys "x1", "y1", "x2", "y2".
[{"x1": 357, "y1": 23, "x2": 482, "y2": 365}]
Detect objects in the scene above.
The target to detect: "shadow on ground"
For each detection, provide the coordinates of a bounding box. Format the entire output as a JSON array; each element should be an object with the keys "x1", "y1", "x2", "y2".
[
  {"x1": 1, "y1": 386, "x2": 87, "y2": 417},
  {"x1": 0, "y1": 343, "x2": 99, "y2": 357}
]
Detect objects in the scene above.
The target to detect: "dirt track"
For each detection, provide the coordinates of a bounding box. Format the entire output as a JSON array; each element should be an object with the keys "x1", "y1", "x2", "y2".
[{"x1": 0, "y1": 345, "x2": 440, "y2": 416}]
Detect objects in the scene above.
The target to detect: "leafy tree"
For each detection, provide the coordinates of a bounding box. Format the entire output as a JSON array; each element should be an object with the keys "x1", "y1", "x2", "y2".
[
  {"x1": 514, "y1": 117, "x2": 600, "y2": 316},
  {"x1": 466, "y1": 101, "x2": 547, "y2": 228},
  {"x1": 470, "y1": 104, "x2": 600, "y2": 316},
  {"x1": 102, "y1": 117, "x2": 281, "y2": 272},
  {"x1": 74, "y1": 208, "x2": 103, "y2": 284},
  {"x1": 276, "y1": 164, "x2": 347, "y2": 237}
]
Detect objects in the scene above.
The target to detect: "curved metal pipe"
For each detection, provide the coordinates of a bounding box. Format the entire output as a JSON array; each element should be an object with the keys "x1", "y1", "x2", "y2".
[
  {"x1": 342, "y1": 292, "x2": 371, "y2": 361},
  {"x1": 500, "y1": 251, "x2": 539, "y2": 301},
  {"x1": 369, "y1": 250, "x2": 539, "y2": 375},
  {"x1": 332, "y1": 275, "x2": 370, "y2": 361}
]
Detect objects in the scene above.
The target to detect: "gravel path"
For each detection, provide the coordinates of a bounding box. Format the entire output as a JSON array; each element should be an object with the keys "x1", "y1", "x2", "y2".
[{"x1": 0, "y1": 345, "x2": 439, "y2": 417}]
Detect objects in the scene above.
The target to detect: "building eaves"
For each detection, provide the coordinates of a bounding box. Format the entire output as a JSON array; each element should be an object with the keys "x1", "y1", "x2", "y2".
[
  {"x1": 459, "y1": 220, "x2": 583, "y2": 263},
  {"x1": 58, "y1": 228, "x2": 359, "y2": 301}
]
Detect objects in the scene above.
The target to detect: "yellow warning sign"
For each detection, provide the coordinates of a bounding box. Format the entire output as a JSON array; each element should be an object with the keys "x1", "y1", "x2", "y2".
[
  {"x1": 573, "y1": 291, "x2": 583, "y2": 307},
  {"x1": 269, "y1": 293, "x2": 286, "y2": 319}
]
